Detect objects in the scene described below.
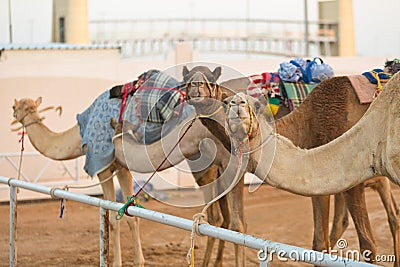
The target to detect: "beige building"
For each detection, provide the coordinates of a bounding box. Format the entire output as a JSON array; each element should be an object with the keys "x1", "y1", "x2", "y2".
[{"x1": 52, "y1": 0, "x2": 89, "y2": 44}]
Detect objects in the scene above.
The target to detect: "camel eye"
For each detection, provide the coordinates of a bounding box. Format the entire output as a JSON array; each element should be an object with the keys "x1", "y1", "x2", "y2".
[
  {"x1": 191, "y1": 82, "x2": 196, "y2": 87},
  {"x1": 12, "y1": 105, "x2": 15, "y2": 110}
]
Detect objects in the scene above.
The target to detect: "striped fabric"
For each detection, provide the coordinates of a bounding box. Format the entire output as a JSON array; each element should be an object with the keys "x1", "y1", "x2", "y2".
[
  {"x1": 132, "y1": 70, "x2": 185, "y2": 123},
  {"x1": 247, "y1": 72, "x2": 282, "y2": 115},
  {"x1": 281, "y1": 81, "x2": 316, "y2": 111},
  {"x1": 247, "y1": 72, "x2": 281, "y2": 98}
]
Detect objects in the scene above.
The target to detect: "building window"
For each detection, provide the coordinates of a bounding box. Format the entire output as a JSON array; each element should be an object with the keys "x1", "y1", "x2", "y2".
[{"x1": 59, "y1": 17, "x2": 65, "y2": 43}]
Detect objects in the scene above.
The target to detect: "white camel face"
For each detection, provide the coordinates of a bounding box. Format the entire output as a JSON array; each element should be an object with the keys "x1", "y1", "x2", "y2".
[
  {"x1": 226, "y1": 93, "x2": 259, "y2": 142},
  {"x1": 12, "y1": 97, "x2": 42, "y2": 123}
]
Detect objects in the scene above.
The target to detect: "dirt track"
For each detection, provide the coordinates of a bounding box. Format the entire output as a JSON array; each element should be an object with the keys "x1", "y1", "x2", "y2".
[{"x1": 0, "y1": 184, "x2": 397, "y2": 266}]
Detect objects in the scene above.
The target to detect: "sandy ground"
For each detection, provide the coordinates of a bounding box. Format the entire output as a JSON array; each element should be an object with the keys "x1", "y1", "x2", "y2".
[{"x1": 0, "y1": 184, "x2": 398, "y2": 267}]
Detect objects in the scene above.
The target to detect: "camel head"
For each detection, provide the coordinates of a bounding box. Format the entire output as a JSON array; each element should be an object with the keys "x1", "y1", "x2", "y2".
[
  {"x1": 12, "y1": 97, "x2": 63, "y2": 131},
  {"x1": 12, "y1": 97, "x2": 42, "y2": 125},
  {"x1": 183, "y1": 65, "x2": 222, "y2": 102},
  {"x1": 384, "y1": 59, "x2": 400, "y2": 75},
  {"x1": 225, "y1": 93, "x2": 264, "y2": 153}
]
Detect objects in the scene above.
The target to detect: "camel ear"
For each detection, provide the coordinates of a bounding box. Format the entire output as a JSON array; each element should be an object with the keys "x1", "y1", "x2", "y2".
[
  {"x1": 182, "y1": 66, "x2": 190, "y2": 79},
  {"x1": 212, "y1": 67, "x2": 222, "y2": 81},
  {"x1": 14, "y1": 99, "x2": 19, "y2": 108},
  {"x1": 35, "y1": 97, "x2": 42, "y2": 107}
]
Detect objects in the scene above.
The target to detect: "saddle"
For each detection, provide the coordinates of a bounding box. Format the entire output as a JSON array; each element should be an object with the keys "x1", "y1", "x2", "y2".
[{"x1": 247, "y1": 72, "x2": 317, "y2": 113}]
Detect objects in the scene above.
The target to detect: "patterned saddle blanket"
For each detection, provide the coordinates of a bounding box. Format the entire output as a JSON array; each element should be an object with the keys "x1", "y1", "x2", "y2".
[{"x1": 77, "y1": 70, "x2": 192, "y2": 177}]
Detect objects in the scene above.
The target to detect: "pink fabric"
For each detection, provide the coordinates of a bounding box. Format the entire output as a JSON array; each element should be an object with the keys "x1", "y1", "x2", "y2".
[{"x1": 348, "y1": 75, "x2": 377, "y2": 104}]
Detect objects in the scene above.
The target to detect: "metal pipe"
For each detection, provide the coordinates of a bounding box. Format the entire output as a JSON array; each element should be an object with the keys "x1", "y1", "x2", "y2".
[
  {"x1": 8, "y1": 0, "x2": 12, "y2": 43},
  {"x1": 9, "y1": 183, "x2": 17, "y2": 266},
  {"x1": 0, "y1": 176, "x2": 379, "y2": 267}
]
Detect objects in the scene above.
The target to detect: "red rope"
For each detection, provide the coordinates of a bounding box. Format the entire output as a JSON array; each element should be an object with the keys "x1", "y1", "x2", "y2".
[
  {"x1": 118, "y1": 83, "x2": 134, "y2": 122},
  {"x1": 18, "y1": 130, "x2": 26, "y2": 151}
]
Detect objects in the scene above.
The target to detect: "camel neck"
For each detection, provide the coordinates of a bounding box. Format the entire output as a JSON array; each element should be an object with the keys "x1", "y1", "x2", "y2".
[
  {"x1": 250, "y1": 103, "x2": 388, "y2": 196},
  {"x1": 22, "y1": 112, "x2": 84, "y2": 160}
]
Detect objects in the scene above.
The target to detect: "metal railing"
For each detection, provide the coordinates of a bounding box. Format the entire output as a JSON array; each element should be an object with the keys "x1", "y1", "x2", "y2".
[
  {"x1": 90, "y1": 18, "x2": 338, "y2": 57},
  {"x1": 0, "y1": 176, "x2": 378, "y2": 267},
  {"x1": 0, "y1": 151, "x2": 82, "y2": 184}
]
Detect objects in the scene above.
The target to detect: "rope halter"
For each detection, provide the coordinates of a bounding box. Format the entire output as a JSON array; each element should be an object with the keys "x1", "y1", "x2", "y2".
[
  {"x1": 226, "y1": 97, "x2": 255, "y2": 143},
  {"x1": 11, "y1": 102, "x2": 62, "y2": 132}
]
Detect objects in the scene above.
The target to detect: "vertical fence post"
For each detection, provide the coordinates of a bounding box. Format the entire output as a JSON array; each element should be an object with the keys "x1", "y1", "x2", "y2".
[
  {"x1": 9, "y1": 183, "x2": 17, "y2": 266},
  {"x1": 99, "y1": 207, "x2": 109, "y2": 267}
]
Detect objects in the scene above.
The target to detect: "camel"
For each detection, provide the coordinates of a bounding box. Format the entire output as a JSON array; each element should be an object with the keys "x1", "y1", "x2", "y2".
[
  {"x1": 220, "y1": 80, "x2": 400, "y2": 264},
  {"x1": 111, "y1": 67, "x2": 249, "y2": 267},
  {"x1": 218, "y1": 74, "x2": 400, "y2": 262},
  {"x1": 12, "y1": 97, "x2": 146, "y2": 267}
]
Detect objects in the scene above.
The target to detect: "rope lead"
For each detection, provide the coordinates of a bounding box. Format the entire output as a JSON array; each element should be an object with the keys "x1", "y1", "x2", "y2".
[{"x1": 116, "y1": 196, "x2": 145, "y2": 220}]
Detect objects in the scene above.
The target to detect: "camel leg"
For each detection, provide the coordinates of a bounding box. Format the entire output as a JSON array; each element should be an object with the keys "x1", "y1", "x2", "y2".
[
  {"x1": 369, "y1": 177, "x2": 400, "y2": 267},
  {"x1": 116, "y1": 167, "x2": 145, "y2": 267},
  {"x1": 344, "y1": 184, "x2": 377, "y2": 263},
  {"x1": 193, "y1": 165, "x2": 231, "y2": 267},
  {"x1": 227, "y1": 177, "x2": 246, "y2": 267},
  {"x1": 193, "y1": 165, "x2": 226, "y2": 267},
  {"x1": 98, "y1": 167, "x2": 122, "y2": 267},
  {"x1": 202, "y1": 202, "x2": 219, "y2": 267},
  {"x1": 213, "y1": 194, "x2": 230, "y2": 267},
  {"x1": 311, "y1": 196, "x2": 330, "y2": 252},
  {"x1": 330, "y1": 193, "x2": 350, "y2": 246}
]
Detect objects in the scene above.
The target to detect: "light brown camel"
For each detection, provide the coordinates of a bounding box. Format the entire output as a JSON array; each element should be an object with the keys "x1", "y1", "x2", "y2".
[
  {"x1": 220, "y1": 79, "x2": 400, "y2": 264},
  {"x1": 12, "y1": 97, "x2": 145, "y2": 267}
]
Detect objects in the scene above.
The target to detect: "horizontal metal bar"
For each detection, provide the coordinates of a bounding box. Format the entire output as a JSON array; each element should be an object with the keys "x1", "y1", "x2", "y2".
[
  {"x1": 0, "y1": 151, "x2": 41, "y2": 157},
  {"x1": 0, "y1": 176, "x2": 378, "y2": 267},
  {"x1": 90, "y1": 18, "x2": 338, "y2": 26}
]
